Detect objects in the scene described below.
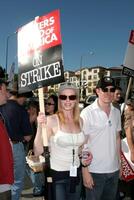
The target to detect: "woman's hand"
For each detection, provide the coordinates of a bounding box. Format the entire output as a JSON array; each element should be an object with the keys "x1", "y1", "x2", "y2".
[{"x1": 37, "y1": 112, "x2": 47, "y2": 126}]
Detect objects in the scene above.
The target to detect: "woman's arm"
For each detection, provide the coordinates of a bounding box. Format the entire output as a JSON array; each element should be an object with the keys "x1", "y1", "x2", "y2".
[
  {"x1": 34, "y1": 123, "x2": 44, "y2": 156},
  {"x1": 34, "y1": 112, "x2": 52, "y2": 156},
  {"x1": 125, "y1": 126, "x2": 134, "y2": 163},
  {"x1": 124, "y1": 111, "x2": 134, "y2": 163},
  {"x1": 116, "y1": 131, "x2": 122, "y2": 173}
]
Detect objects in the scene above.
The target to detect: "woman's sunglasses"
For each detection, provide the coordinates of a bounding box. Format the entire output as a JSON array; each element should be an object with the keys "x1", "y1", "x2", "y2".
[
  {"x1": 59, "y1": 95, "x2": 77, "y2": 101},
  {"x1": 101, "y1": 87, "x2": 115, "y2": 93}
]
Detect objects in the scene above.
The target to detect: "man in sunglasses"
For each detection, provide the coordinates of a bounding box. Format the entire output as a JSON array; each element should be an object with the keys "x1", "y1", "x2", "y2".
[{"x1": 81, "y1": 76, "x2": 122, "y2": 200}]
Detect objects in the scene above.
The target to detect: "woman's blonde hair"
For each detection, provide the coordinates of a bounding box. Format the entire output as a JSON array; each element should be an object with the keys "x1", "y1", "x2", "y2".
[{"x1": 57, "y1": 98, "x2": 80, "y2": 124}]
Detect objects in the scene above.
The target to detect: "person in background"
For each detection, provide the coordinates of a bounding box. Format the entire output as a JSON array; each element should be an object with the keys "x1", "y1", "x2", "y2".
[
  {"x1": 26, "y1": 100, "x2": 39, "y2": 151},
  {"x1": 0, "y1": 79, "x2": 14, "y2": 200},
  {"x1": 1, "y1": 82, "x2": 33, "y2": 200},
  {"x1": 122, "y1": 99, "x2": 134, "y2": 200},
  {"x1": 25, "y1": 100, "x2": 45, "y2": 197},
  {"x1": 45, "y1": 94, "x2": 58, "y2": 115},
  {"x1": 81, "y1": 76, "x2": 122, "y2": 200},
  {"x1": 34, "y1": 82, "x2": 86, "y2": 200},
  {"x1": 112, "y1": 86, "x2": 123, "y2": 111},
  {"x1": 112, "y1": 87, "x2": 125, "y2": 200},
  {"x1": 124, "y1": 99, "x2": 134, "y2": 163}
]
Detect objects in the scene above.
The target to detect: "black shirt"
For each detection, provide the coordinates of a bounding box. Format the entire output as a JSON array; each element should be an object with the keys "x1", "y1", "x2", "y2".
[{"x1": 0, "y1": 99, "x2": 32, "y2": 141}]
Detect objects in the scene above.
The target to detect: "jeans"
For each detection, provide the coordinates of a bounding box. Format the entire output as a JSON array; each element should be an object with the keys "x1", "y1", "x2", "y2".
[
  {"x1": 86, "y1": 171, "x2": 119, "y2": 200},
  {"x1": 55, "y1": 178, "x2": 81, "y2": 200},
  {"x1": 11, "y1": 143, "x2": 25, "y2": 200}
]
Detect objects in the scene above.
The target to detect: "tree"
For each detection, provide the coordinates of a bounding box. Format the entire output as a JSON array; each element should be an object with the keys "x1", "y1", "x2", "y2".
[
  {"x1": 0, "y1": 66, "x2": 5, "y2": 78},
  {"x1": 98, "y1": 68, "x2": 107, "y2": 79}
]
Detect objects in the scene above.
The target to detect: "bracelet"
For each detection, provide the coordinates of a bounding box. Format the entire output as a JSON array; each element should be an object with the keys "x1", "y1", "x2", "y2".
[{"x1": 81, "y1": 163, "x2": 89, "y2": 168}]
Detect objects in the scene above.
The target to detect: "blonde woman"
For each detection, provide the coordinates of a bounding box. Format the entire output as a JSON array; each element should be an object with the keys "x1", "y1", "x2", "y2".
[
  {"x1": 124, "y1": 99, "x2": 134, "y2": 163},
  {"x1": 123, "y1": 99, "x2": 134, "y2": 199},
  {"x1": 34, "y1": 82, "x2": 87, "y2": 200}
]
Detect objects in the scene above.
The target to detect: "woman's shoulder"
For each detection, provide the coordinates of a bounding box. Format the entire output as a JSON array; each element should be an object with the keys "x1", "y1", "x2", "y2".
[
  {"x1": 46, "y1": 114, "x2": 59, "y2": 135},
  {"x1": 47, "y1": 114, "x2": 58, "y2": 126},
  {"x1": 47, "y1": 113, "x2": 57, "y2": 120},
  {"x1": 124, "y1": 110, "x2": 134, "y2": 118},
  {"x1": 124, "y1": 110, "x2": 134, "y2": 129}
]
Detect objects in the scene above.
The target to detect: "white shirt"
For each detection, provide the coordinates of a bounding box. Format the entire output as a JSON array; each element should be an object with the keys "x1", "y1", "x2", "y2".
[
  {"x1": 50, "y1": 130, "x2": 85, "y2": 171},
  {"x1": 81, "y1": 99, "x2": 121, "y2": 173},
  {"x1": 0, "y1": 184, "x2": 11, "y2": 193}
]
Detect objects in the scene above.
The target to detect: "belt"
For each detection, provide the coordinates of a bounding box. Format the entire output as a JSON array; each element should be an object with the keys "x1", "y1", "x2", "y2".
[{"x1": 11, "y1": 140, "x2": 22, "y2": 144}]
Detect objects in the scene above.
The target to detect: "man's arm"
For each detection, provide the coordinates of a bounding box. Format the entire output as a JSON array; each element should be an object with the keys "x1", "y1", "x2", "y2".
[
  {"x1": 82, "y1": 167, "x2": 94, "y2": 189},
  {"x1": 22, "y1": 108, "x2": 33, "y2": 141},
  {"x1": 116, "y1": 131, "x2": 122, "y2": 172}
]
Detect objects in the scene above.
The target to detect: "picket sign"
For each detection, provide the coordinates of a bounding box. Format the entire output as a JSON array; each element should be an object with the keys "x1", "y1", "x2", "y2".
[
  {"x1": 121, "y1": 138, "x2": 134, "y2": 181},
  {"x1": 38, "y1": 87, "x2": 48, "y2": 147},
  {"x1": 121, "y1": 77, "x2": 133, "y2": 114}
]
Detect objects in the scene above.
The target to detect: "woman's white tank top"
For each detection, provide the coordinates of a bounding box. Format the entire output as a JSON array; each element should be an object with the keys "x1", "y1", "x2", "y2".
[{"x1": 49, "y1": 118, "x2": 85, "y2": 171}]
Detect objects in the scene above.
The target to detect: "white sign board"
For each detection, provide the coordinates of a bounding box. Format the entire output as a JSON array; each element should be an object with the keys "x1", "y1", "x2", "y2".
[
  {"x1": 17, "y1": 10, "x2": 64, "y2": 93},
  {"x1": 122, "y1": 30, "x2": 134, "y2": 77},
  {"x1": 123, "y1": 30, "x2": 134, "y2": 69}
]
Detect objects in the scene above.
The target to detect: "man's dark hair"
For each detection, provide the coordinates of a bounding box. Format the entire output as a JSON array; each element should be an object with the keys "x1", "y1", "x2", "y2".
[{"x1": 114, "y1": 86, "x2": 122, "y2": 91}]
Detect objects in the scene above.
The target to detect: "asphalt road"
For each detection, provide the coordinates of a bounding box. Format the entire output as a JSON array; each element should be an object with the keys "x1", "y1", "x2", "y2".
[{"x1": 21, "y1": 175, "x2": 44, "y2": 200}]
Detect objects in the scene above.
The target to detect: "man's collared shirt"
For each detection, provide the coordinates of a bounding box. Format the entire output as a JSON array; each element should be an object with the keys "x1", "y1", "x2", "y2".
[{"x1": 81, "y1": 99, "x2": 121, "y2": 173}]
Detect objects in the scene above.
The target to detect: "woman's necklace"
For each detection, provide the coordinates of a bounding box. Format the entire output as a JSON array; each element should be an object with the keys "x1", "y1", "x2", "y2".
[
  {"x1": 71, "y1": 127, "x2": 80, "y2": 173},
  {"x1": 70, "y1": 133, "x2": 78, "y2": 177},
  {"x1": 63, "y1": 117, "x2": 79, "y2": 176}
]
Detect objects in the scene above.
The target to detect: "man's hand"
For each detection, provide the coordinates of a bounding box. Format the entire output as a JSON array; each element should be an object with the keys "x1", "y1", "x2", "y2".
[
  {"x1": 82, "y1": 168, "x2": 94, "y2": 189},
  {"x1": 82, "y1": 152, "x2": 93, "y2": 167},
  {"x1": 24, "y1": 135, "x2": 32, "y2": 142}
]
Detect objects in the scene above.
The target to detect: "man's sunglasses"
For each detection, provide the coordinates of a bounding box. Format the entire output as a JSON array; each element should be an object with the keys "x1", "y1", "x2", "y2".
[
  {"x1": 59, "y1": 95, "x2": 77, "y2": 101},
  {"x1": 101, "y1": 87, "x2": 115, "y2": 93},
  {"x1": 45, "y1": 102, "x2": 55, "y2": 106}
]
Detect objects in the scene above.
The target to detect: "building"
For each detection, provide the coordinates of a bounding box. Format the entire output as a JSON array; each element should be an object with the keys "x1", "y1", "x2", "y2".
[{"x1": 48, "y1": 65, "x2": 133, "y2": 101}]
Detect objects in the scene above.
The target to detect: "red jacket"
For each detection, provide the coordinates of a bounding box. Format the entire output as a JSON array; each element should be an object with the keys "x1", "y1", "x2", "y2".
[{"x1": 0, "y1": 120, "x2": 14, "y2": 184}]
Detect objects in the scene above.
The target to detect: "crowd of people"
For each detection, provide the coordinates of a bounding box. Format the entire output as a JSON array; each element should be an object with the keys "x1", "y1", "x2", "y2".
[{"x1": 0, "y1": 76, "x2": 134, "y2": 200}]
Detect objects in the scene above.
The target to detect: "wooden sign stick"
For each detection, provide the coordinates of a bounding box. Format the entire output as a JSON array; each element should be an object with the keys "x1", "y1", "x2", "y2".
[
  {"x1": 38, "y1": 87, "x2": 52, "y2": 184},
  {"x1": 121, "y1": 77, "x2": 133, "y2": 115}
]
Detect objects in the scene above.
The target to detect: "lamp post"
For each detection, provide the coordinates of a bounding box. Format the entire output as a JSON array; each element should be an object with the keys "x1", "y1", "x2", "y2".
[
  {"x1": 79, "y1": 51, "x2": 94, "y2": 101},
  {"x1": 79, "y1": 55, "x2": 83, "y2": 101},
  {"x1": 5, "y1": 35, "x2": 10, "y2": 75},
  {"x1": 5, "y1": 32, "x2": 17, "y2": 77}
]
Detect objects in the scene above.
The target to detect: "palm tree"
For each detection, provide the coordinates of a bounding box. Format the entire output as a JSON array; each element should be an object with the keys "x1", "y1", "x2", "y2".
[{"x1": 0, "y1": 66, "x2": 6, "y2": 78}]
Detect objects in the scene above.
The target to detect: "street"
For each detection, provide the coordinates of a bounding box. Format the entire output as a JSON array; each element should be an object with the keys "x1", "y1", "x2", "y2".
[{"x1": 21, "y1": 175, "x2": 44, "y2": 200}]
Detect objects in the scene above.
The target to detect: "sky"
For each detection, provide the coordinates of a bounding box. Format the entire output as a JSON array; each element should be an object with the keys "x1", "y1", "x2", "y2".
[{"x1": 0, "y1": 0, "x2": 134, "y2": 73}]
